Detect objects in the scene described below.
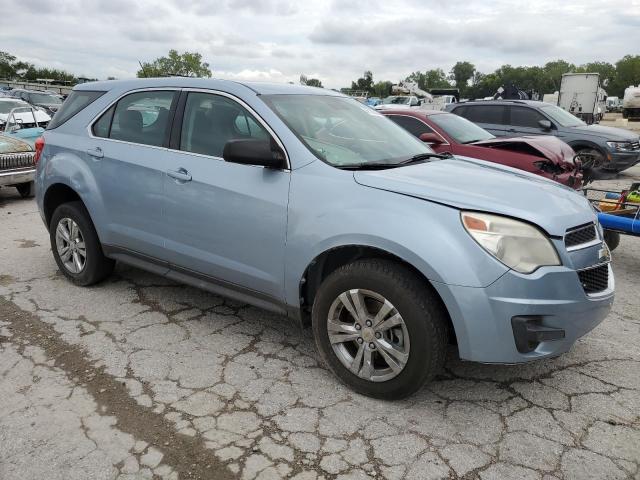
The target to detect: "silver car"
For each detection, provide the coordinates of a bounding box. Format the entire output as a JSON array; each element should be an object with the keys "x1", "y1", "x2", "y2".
[{"x1": 35, "y1": 79, "x2": 614, "y2": 398}]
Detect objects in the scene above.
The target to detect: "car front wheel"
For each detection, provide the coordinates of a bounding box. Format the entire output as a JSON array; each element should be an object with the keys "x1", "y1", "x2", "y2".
[
  {"x1": 312, "y1": 259, "x2": 448, "y2": 399},
  {"x1": 50, "y1": 201, "x2": 114, "y2": 286}
]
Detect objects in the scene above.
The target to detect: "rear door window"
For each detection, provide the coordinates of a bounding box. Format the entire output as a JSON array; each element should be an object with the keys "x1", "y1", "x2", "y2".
[
  {"x1": 94, "y1": 90, "x2": 176, "y2": 147},
  {"x1": 461, "y1": 105, "x2": 506, "y2": 124},
  {"x1": 47, "y1": 90, "x2": 106, "y2": 130},
  {"x1": 387, "y1": 115, "x2": 434, "y2": 138}
]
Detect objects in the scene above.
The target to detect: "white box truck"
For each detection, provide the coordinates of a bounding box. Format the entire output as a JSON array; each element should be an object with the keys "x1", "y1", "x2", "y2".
[
  {"x1": 558, "y1": 73, "x2": 606, "y2": 124},
  {"x1": 622, "y1": 85, "x2": 640, "y2": 120}
]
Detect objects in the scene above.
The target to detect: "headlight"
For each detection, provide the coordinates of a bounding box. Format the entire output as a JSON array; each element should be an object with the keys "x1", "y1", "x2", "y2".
[
  {"x1": 606, "y1": 141, "x2": 635, "y2": 152},
  {"x1": 461, "y1": 212, "x2": 560, "y2": 274}
]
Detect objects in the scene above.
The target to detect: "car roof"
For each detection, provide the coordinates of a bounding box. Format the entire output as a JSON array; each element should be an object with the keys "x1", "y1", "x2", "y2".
[
  {"x1": 457, "y1": 99, "x2": 553, "y2": 107},
  {"x1": 74, "y1": 78, "x2": 344, "y2": 97},
  {"x1": 380, "y1": 108, "x2": 448, "y2": 117}
]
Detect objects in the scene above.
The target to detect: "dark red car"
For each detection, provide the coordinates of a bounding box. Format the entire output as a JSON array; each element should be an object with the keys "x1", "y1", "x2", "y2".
[{"x1": 383, "y1": 109, "x2": 583, "y2": 188}]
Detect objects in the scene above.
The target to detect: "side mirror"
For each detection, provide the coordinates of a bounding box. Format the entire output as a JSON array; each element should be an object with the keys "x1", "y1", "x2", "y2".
[
  {"x1": 419, "y1": 132, "x2": 443, "y2": 145},
  {"x1": 223, "y1": 139, "x2": 286, "y2": 169},
  {"x1": 538, "y1": 119, "x2": 552, "y2": 130}
]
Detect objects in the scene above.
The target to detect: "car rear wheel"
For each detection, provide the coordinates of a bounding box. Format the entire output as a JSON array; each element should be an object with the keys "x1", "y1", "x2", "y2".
[
  {"x1": 16, "y1": 181, "x2": 35, "y2": 198},
  {"x1": 312, "y1": 259, "x2": 448, "y2": 399},
  {"x1": 50, "y1": 201, "x2": 114, "y2": 286}
]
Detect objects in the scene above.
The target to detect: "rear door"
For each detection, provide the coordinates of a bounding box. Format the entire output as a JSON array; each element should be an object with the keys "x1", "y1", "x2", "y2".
[
  {"x1": 88, "y1": 89, "x2": 178, "y2": 259},
  {"x1": 455, "y1": 104, "x2": 507, "y2": 136},
  {"x1": 162, "y1": 90, "x2": 290, "y2": 304},
  {"x1": 506, "y1": 106, "x2": 550, "y2": 137}
]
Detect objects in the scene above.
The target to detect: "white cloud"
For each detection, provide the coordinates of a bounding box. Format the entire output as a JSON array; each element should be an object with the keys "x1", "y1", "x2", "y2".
[{"x1": 0, "y1": 0, "x2": 638, "y2": 89}]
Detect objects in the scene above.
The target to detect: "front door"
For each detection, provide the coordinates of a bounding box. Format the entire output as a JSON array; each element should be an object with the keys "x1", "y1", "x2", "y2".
[
  {"x1": 507, "y1": 106, "x2": 552, "y2": 137},
  {"x1": 162, "y1": 91, "x2": 290, "y2": 303}
]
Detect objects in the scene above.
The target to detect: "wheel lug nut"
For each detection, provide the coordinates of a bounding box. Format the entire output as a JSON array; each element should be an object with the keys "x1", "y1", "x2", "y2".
[
  {"x1": 357, "y1": 337, "x2": 363, "y2": 344},
  {"x1": 369, "y1": 342, "x2": 375, "y2": 349},
  {"x1": 365, "y1": 320, "x2": 372, "y2": 327},
  {"x1": 375, "y1": 332, "x2": 381, "y2": 339},
  {"x1": 355, "y1": 324, "x2": 361, "y2": 330}
]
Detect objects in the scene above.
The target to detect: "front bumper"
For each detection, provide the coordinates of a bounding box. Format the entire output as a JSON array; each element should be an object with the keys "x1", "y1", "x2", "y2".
[
  {"x1": 0, "y1": 167, "x2": 35, "y2": 187},
  {"x1": 432, "y1": 261, "x2": 614, "y2": 364},
  {"x1": 604, "y1": 151, "x2": 640, "y2": 172}
]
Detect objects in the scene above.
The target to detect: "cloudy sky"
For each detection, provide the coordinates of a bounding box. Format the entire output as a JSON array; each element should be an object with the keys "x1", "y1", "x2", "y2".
[{"x1": 2, "y1": 0, "x2": 639, "y2": 88}]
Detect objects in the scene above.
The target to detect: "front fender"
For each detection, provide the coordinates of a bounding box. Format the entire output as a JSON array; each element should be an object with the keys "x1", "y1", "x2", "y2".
[{"x1": 284, "y1": 161, "x2": 508, "y2": 307}]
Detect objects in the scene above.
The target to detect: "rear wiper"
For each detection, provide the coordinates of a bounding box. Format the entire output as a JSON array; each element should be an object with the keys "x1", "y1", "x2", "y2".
[{"x1": 337, "y1": 152, "x2": 452, "y2": 170}]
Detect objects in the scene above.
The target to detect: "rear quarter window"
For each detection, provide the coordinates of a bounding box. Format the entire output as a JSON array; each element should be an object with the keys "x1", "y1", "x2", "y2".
[{"x1": 47, "y1": 90, "x2": 106, "y2": 130}]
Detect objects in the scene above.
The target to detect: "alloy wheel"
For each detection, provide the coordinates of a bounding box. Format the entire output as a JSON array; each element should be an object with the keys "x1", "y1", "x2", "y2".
[
  {"x1": 327, "y1": 289, "x2": 410, "y2": 382},
  {"x1": 55, "y1": 218, "x2": 86, "y2": 274}
]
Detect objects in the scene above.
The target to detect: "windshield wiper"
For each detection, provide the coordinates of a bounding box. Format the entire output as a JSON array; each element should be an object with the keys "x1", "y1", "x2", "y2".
[
  {"x1": 399, "y1": 152, "x2": 452, "y2": 164},
  {"x1": 337, "y1": 152, "x2": 452, "y2": 170}
]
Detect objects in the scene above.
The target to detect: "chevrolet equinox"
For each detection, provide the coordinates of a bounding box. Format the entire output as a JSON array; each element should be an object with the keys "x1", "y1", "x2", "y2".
[{"x1": 35, "y1": 79, "x2": 614, "y2": 398}]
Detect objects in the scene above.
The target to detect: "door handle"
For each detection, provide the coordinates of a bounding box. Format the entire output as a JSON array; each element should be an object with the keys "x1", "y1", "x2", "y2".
[
  {"x1": 167, "y1": 168, "x2": 192, "y2": 182},
  {"x1": 86, "y1": 147, "x2": 103, "y2": 159}
]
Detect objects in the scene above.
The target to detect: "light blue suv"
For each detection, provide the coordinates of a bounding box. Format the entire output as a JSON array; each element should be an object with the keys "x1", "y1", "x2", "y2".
[{"x1": 36, "y1": 79, "x2": 614, "y2": 398}]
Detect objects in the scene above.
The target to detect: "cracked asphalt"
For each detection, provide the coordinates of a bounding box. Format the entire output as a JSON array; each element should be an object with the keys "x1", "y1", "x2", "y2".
[{"x1": 1, "y1": 167, "x2": 639, "y2": 480}]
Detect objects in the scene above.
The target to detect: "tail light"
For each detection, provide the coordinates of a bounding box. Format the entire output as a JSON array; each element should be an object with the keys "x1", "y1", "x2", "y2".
[{"x1": 34, "y1": 136, "x2": 45, "y2": 165}]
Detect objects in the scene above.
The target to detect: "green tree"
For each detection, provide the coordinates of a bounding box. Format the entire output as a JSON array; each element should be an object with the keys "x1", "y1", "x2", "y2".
[
  {"x1": 540, "y1": 60, "x2": 576, "y2": 91},
  {"x1": 299, "y1": 74, "x2": 323, "y2": 88},
  {"x1": 405, "y1": 69, "x2": 450, "y2": 90},
  {"x1": 449, "y1": 61, "x2": 475, "y2": 96},
  {"x1": 610, "y1": 55, "x2": 640, "y2": 97},
  {"x1": 0, "y1": 51, "x2": 18, "y2": 78},
  {"x1": 350, "y1": 70, "x2": 374, "y2": 93},
  {"x1": 372, "y1": 80, "x2": 393, "y2": 98},
  {"x1": 576, "y1": 61, "x2": 616, "y2": 85},
  {"x1": 137, "y1": 50, "x2": 212, "y2": 78}
]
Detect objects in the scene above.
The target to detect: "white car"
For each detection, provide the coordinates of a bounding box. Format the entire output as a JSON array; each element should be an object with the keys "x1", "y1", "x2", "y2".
[{"x1": 0, "y1": 98, "x2": 51, "y2": 129}]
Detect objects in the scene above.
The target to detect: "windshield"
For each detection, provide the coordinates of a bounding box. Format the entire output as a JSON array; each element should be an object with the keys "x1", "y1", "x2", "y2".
[
  {"x1": 382, "y1": 96, "x2": 410, "y2": 105},
  {"x1": 30, "y1": 93, "x2": 62, "y2": 104},
  {"x1": 429, "y1": 113, "x2": 494, "y2": 144},
  {"x1": 0, "y1": 100, "x2": 29, "y2": 114},
  {"x1": 262, "y1": 94, "x2": 433, "y2": 167},
  {"x1": 539, "y1": 105, "x2": 585, "y2": 127}
]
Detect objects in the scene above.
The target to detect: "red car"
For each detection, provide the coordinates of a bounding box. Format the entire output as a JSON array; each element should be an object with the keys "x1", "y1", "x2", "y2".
[{"x1": 383, "y1": 109, "x2": 583, "y2": 188}]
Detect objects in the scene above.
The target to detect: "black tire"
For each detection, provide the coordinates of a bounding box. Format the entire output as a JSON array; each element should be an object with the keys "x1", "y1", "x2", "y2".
[
  {"x1": 49, "y1": 201, "x2": 115, "y2": 286},
  {"x1": 603, "y1": 230, "x2": 621, "y2": 251},
  {"x1": 575, "y1": 147, "x2": 605, "y2": 170},
  {"x1": 312, "y1": 259, "x2": 448, "y2": 399},
  {"x1": 16, "y1": 181, "x2": 35, "y2": 198}
]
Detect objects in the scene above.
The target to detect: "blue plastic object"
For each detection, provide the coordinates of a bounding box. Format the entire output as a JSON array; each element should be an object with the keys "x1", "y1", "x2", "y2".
[{"x1": 598, "y1": 212, "x2": 639, "y2": 234}]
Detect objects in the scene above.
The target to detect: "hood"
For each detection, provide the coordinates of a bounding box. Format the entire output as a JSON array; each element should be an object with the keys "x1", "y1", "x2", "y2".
[
  {"x1": 0, "y1": 134, "x2": 33, "y2": 154},
  {"x1": 473, "y1": 135, "x2": 576, "y2": 166},
  {"x1": 571, "y1": 124, "x2": 639, "y2": 141},
  {"x1": 353, "y1": 157, "x2": 594, "y2": 236},
  {"x1": 0, "y1": 109, "x2": 51, "y2": 124}
]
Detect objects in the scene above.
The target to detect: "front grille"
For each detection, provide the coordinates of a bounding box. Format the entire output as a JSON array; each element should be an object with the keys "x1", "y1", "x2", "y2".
[
  {"x1": 578, "y1": 264, "x2": 609, "y2": 294},
  {"x1": 0, "y1": 152, "x2": 35, "y2": 171},
  {"x1": 628, "y1": 141, "x2": 640, "y2": 151},
  {"x1": 565, "y1": 223, "x2": 597, "y2": 248}
]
